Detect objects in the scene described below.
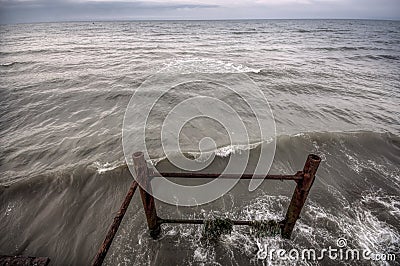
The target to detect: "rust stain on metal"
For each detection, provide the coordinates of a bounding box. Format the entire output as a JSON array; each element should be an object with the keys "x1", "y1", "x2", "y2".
[
  {"x1": 150, "y1": 171, "x2": 302, "y2": 181},
  {"x1": 133, "y1": 152, "x2": 161, "y2": 239},
  {"x1": 282, "y1": 154, "x2": 321, "y2": 238}
]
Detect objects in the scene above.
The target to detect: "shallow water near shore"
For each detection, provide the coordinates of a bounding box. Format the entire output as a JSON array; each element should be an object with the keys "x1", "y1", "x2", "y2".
[{"x1": 0, "y1": 20, "x2": 399, "y2": 265}]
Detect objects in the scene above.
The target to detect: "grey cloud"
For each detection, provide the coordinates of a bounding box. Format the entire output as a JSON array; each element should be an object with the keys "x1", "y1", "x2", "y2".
[
  {"x1": 0, "y1": 0, "x2": 218, "y2": 9},
  {"x1": 0, "y1": 0, "x2": 219, "y2": 23},
  {"x1": 0, "y1": 0, "x2": 399, "y2": 24}
]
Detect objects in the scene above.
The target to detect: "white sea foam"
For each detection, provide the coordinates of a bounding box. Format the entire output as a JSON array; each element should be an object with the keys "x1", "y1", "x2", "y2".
[
  {"x1": 103, "y1": 186, "x2": 399, "y2": 265},
  {"x1": 5, "y1": 203, "x2": 14, "y2": 216},
  {"x1": 361, "y1": 190, "x2": 400, "y2": 217},
  {"x1": 303, "y1": 195, "x2": 400, "y2": 259},
  {"x1": 158, "y1": 191, "x2": 398, "y2": 265},
  {"x1": 92, "y1": 161, "x2": 123, "y2": 174},
  {"x1": 343, "y1": 149, "x2": 400, "y2": 189},
  {"x1": 159, "y1": 57, "x2": 261, "y2": 74},
  {"x1": 151, "y1": 140, "x2": 266, "y2": 166}
]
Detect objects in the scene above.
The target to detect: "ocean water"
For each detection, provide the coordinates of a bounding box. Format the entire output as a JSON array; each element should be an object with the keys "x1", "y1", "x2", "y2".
[{"x1": 0, "y1": 20, "x2": 399, "y2": 265}]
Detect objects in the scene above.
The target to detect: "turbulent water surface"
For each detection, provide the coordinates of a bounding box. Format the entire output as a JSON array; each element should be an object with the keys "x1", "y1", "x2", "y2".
[{"x1": 0, "y1": 20, "x2": 399, "y2": 265}]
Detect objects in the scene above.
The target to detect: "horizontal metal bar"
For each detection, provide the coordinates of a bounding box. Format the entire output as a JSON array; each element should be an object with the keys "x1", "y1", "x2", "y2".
[
  {"x1": 158, "y1": 218, "x2": 283, "y2": 226},
  {"x1": 149, "y1": 170, "x2": 303, "y2": 180},
  {"x1": 159, "y1": 218, "x2": 204, "y2": 224}
]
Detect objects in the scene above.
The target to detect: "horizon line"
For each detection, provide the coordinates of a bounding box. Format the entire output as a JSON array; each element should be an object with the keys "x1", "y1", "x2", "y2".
[{"x1": 2, "y1": 17, "x2": 399, "y2": 26}]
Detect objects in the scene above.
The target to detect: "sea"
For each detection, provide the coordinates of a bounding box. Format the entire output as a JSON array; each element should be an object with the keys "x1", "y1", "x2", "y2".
[{"x1": 0, "y1": 20, "x2": 399, "y2": 265}]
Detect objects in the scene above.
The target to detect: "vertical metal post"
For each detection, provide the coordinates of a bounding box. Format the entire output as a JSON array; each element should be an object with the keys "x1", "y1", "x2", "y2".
[
  {"x1": 132, "y1": 152, "x2": 161, "y2": 239},
  {"x1": 282, "y1": 154, "x2": 321, "y2": 239}
]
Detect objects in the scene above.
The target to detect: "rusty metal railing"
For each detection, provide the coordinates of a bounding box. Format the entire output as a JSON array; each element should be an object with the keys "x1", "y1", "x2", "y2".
[{"x1": 92, "y1": 152, "x2": 321, "y2": 266}]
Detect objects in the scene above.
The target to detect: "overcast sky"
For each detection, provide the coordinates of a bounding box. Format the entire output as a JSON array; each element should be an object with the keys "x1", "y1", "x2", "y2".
[{"x1": 0, "y1": 0, "x2": 399, "y2": 24}]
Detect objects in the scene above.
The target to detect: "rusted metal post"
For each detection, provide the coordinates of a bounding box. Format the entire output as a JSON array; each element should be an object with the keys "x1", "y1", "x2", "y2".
[
  {"x1": 282, "y1": 154, "x2": 321, "y2": 239},
  {"x1": 92, "y1": 180, "x2": 139, "y2": 266},
  {"x1": 133, "y1": 152, "x2": 160, "y2": 239}
]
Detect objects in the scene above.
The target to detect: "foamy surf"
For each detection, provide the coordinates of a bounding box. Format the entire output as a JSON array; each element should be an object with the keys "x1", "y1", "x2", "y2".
[
  {"x1": 92, "y1": 161, "x2": 125, "y2": 174},
  {"x1": 159, "y1": 57, "x2": 261, "y2": 74}
]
